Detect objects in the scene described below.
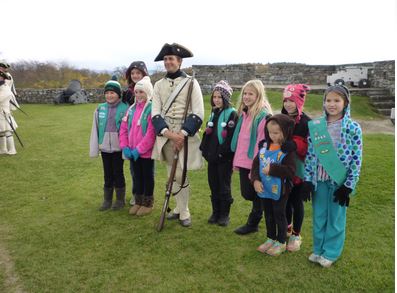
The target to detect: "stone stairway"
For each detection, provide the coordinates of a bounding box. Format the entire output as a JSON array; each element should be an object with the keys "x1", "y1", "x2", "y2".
[{"x1": 366, "y1": 89, "x2": 395, "y2": 117}]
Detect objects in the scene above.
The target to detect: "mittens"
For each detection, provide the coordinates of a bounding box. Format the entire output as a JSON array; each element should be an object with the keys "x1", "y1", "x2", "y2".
[{"x1": 333, "y1": 185, "x2": 352, "y2": 207}]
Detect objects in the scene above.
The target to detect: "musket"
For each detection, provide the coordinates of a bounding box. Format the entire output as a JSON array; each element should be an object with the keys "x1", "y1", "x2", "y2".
[
  {"x1": 10, "y1": 99, "x2": 28, "y2": 116},
  {"x1": 156, "y1": 73, "x2": 196, "y2": 232},
  {"x1": 2, "y1": 110, "x2": 24, "y2": 147},
  {"x1": 156, "y1": 151, "x2": 179, "y2": 232}
]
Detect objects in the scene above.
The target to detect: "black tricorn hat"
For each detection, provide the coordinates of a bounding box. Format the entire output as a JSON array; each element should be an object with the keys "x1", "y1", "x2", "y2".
[
  {"x1": 0, "y1": 61, "x2": 10, "y2": 68},
  {"x1": 0, "y1": 71, "x2": 11, "y2": 79},
  {"x1": 154, "y1": 43, "x2": 193, "y2": 62}
]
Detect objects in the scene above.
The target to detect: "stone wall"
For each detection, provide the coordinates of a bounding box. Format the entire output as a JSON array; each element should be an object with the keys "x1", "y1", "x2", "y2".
[
  {"x1": 15, "y1": 60, "x2": 394, "y2": 103},
  {"x1": 193, "y1": 60, "x2": 395, "y2": 94},
  {"x1": 16, "y1": 88, "x2": 105, "y2": 104}
]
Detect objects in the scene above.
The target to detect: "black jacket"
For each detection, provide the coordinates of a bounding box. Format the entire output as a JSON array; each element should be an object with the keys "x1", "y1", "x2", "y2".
[{"x1": 200, "y1": 108, "x2": 238, "y2": 163}]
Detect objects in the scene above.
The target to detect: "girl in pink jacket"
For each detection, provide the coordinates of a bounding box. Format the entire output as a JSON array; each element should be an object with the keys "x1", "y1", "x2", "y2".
[
  {"x1": 119, "y1": 76, "x2": 156, "y2": 216},
  {"x1": 231, "y1": 80, "x2": 273, "y2": 235}
]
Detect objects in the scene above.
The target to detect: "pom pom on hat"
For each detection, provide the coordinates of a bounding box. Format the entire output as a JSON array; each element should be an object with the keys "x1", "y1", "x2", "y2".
[
  {"x1": 134, "y1": 76, "x2": 153, "y2": 99},
  {"x1": 104, "y1": 79, "x2": 122, "y2": 97}
]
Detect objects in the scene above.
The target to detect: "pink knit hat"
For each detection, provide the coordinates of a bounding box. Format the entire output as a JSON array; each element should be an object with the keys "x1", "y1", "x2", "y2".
[{"x1": 282, "y1": 84, "x2": 310, "y2": 120}]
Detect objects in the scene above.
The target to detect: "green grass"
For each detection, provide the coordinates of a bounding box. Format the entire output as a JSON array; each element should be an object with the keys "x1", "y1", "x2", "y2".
[{"x1": 0, "y1": 99, "x2": 394, "y2": 292}]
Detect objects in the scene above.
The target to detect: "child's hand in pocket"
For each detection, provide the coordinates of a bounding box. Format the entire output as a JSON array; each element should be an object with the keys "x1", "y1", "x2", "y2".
[{"x1": 253, "y1": 180, "x2": 264, "y2": 193}]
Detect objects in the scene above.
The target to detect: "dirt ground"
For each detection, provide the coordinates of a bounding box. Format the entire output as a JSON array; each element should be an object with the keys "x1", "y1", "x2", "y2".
[{"x1": 356, "y1": 118, "x2": 395, "y2": 135}]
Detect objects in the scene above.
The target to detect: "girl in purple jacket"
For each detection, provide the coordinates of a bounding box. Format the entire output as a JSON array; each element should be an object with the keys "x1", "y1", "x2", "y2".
[{"x1": 119, "y1": 76, "x2": 156, "y2": 216}]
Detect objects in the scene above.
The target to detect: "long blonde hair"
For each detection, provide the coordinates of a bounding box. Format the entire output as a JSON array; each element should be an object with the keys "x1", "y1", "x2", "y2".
[{"x1": 236, "y1": 79, "x2": 273, "y2": 118}]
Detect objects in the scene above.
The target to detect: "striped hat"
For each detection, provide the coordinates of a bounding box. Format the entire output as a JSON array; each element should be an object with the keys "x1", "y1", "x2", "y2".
[{"x1": 104, "y1": 79, "x2": 122, "y2": 97}]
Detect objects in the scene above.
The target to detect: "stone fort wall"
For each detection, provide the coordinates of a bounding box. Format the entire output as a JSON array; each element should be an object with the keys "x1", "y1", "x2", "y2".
[{"x1": 15, "y1": 60, "x2": 394, "y2": 103}]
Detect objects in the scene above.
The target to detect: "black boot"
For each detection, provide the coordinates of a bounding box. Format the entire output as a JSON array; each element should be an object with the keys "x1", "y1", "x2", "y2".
[
  {"x1": 112, "y1": 187, "x2": 126, "y2": 210},
  {"x1": 208, "y1": 196, "x2": 220, "y2": 224},
  {"x1": 99, "y1": 187, "x2": 113, "y2": 211},
  {"x1": 234, "y1": 224, "x2": 258, "y2": 235},
  {"x1": 218, "y1": 199, "x2": 233, "y2": 227}
]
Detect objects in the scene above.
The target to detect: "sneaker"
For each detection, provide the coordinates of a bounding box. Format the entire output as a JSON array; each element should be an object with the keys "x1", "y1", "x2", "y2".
[
  {"x1": 287, "y1": 235, "x2": 302, "y2": 252},
  {"x1": 308, "y1": 253, "x2": 321, "y2": 263},
  {"x1": 266, "y1": 241, "x2": 286, "y2": 256},
  {"x1": 318, "y1": 256, "x2": 334, "y2": 268},
  {"x1": 257, "y1": 239, "x2": 274, "y2": 253}
]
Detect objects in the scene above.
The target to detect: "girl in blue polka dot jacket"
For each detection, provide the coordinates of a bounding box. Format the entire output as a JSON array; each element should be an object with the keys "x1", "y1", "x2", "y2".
[{"x1": 300, "y1": 85, "x2": 363, "y2": 268}]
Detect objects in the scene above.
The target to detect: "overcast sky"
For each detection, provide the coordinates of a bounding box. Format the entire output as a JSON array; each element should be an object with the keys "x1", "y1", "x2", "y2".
[{"x1": 1, "y1": 0, "x2": 396, "y2": 71}]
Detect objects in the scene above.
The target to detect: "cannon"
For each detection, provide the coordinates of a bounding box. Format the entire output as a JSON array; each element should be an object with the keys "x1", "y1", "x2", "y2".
[{"x1": 54, "y1": 80, "x2": 89, "y2": 104}]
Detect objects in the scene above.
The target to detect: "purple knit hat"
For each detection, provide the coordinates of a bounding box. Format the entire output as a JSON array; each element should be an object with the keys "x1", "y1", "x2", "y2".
[{"x1": 212, "y1": 80, "x2": 233, "y2": 103}]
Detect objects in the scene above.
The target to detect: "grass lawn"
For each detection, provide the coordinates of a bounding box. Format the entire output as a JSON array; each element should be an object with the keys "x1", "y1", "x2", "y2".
[{"x1": 0, "y1": 91, "x2": 394, "y2": 292}]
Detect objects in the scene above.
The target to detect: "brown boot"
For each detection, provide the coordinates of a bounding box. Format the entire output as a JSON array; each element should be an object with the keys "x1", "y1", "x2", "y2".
[
  {"x1": 129, "y1": 194, "x2": 143, "y2": 215},
  {"x1": 136, "y1": 196, "x2": 154, "y2": 216}
]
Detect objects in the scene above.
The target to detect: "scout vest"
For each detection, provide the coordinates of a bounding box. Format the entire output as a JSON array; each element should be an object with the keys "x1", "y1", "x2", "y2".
[
  {"x1": 97, "y1": 102, "x2": 128, "y2": 144},
  {"x1": 231, "y1": 110, "x2": 267, "y2": 159},
  {"x1": 308, "y1": 117, "x2": 347, "y2": 186},
  {"x1": 207, "y1": 107, "x2": 236, "y2": 145},
  {"x1": 258, "y1": 145, "x2": 286, "y2": 200},
  {"x1": 127, "y1": 101, "x2": 152, "y2": 136}
]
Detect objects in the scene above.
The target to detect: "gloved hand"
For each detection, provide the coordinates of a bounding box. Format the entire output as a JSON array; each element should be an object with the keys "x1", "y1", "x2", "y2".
[
  {"x1": 300, "y1": 181, "x2": 314, "y2": 202},
  {"x1": 123, "y1": 147, "x2": 133, "y2": 159},
  {"x1": 333, "y1": 185, "x2": 352, "y2": 207},
  {"x1": 281, "y1": 140, "x2": 297, "y2": 153},
  {"x1": 131, "y1": 148, "x2": 140, "y2": 161}
]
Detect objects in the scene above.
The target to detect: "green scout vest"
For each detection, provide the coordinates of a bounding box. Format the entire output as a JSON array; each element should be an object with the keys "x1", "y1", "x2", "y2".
[
  {"x1": 97, "y1": 102, "x2": 128, "y2": 144},
  {"x1": 308, "y1": 117, "x2": 347, "y2": 186},
  {"x1": 208, "y1": 107, "x2": 236, "y2": 145},
  {"x1": 231, "y1": 110, "x2": 267, "y2": 159},
  {"x1": 127, "y1": 102, "x2": 152, "y2": 135}
]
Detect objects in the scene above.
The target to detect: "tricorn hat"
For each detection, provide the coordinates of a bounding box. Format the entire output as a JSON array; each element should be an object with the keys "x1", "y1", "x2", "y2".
[
  {"x1": 154, "y1": 43, "x2": 193, "y2": 62},
  {"x1": 0, "y1": 71, "x2": 11, "y2": 79},
  {"x1": 0, "y1": 60, "x2": 10, "y2": 68}
]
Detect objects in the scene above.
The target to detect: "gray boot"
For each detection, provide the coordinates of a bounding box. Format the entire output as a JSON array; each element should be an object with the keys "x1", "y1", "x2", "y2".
[
  {"x1": 112, "y1": 187, "x2": 126, "y2": 210},
  {"x1": 99, "y1": 187, "x2": 113, "y2": 211}
]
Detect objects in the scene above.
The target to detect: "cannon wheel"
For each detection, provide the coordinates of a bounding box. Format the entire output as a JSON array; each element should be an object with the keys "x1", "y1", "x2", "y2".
[
  {"x1": 334, "y1": 79, "x2": 345, "y2": 86},
  {"x1": 358, "y1": 79, "x2": 369, "y2": 88}
]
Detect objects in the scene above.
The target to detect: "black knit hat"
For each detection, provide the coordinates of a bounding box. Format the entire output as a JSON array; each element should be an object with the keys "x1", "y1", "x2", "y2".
[
  {"x1": 0, "y1": 60, "x2": 10, "y2": 69},
  {"x1": 125, "y1": 61, "x2": 148, "y2": 84},
  {"x1": 154, "y1": 43, "x2": 193, "y2": 62}
]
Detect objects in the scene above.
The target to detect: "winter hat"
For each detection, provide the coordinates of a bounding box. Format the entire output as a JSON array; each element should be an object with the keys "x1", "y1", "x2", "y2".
[
  {"x1": 282, "y1": 84, "x2": 310, "y2": 119},
  {"x1": 125, "y1": 61, "x2": 148, "y2": 84},
  {"x1": 212, "y1": 80, "x2": 233, "y2": 105},
  {"x1": 134, "y1": 76, "x2": 153, "y2": 99},
  {"x1": 104, "y1": 79, "x2": 122, "y2": 97},
  {"x1": 0, "y1": 60, "x2": 10, "y2": 69},
  {"x1": 324, "y1": 84, "x2": 350, "y2": 105}
]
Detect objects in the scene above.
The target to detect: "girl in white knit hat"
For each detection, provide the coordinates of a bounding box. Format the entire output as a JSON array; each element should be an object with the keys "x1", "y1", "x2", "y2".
[{"x1": 119, "y1": 76, "x2": 156, "y2": 216}]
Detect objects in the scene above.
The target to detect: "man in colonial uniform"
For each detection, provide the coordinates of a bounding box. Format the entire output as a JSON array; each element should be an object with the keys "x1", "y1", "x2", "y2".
[
  {"x1": 0, "y1": 61, "x2": 19, "y2": 108},
  {"x1": 151, "y1": 43, "x2": 204, "y2": 227},
  {"x1": 0, "y1": 71, "x2": 17, "y2": 155}
]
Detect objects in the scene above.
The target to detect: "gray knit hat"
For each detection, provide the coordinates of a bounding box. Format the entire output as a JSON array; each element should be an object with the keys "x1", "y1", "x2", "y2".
[{"x1": 324, "y1": 85, "x2": 350, "y2": 104}]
